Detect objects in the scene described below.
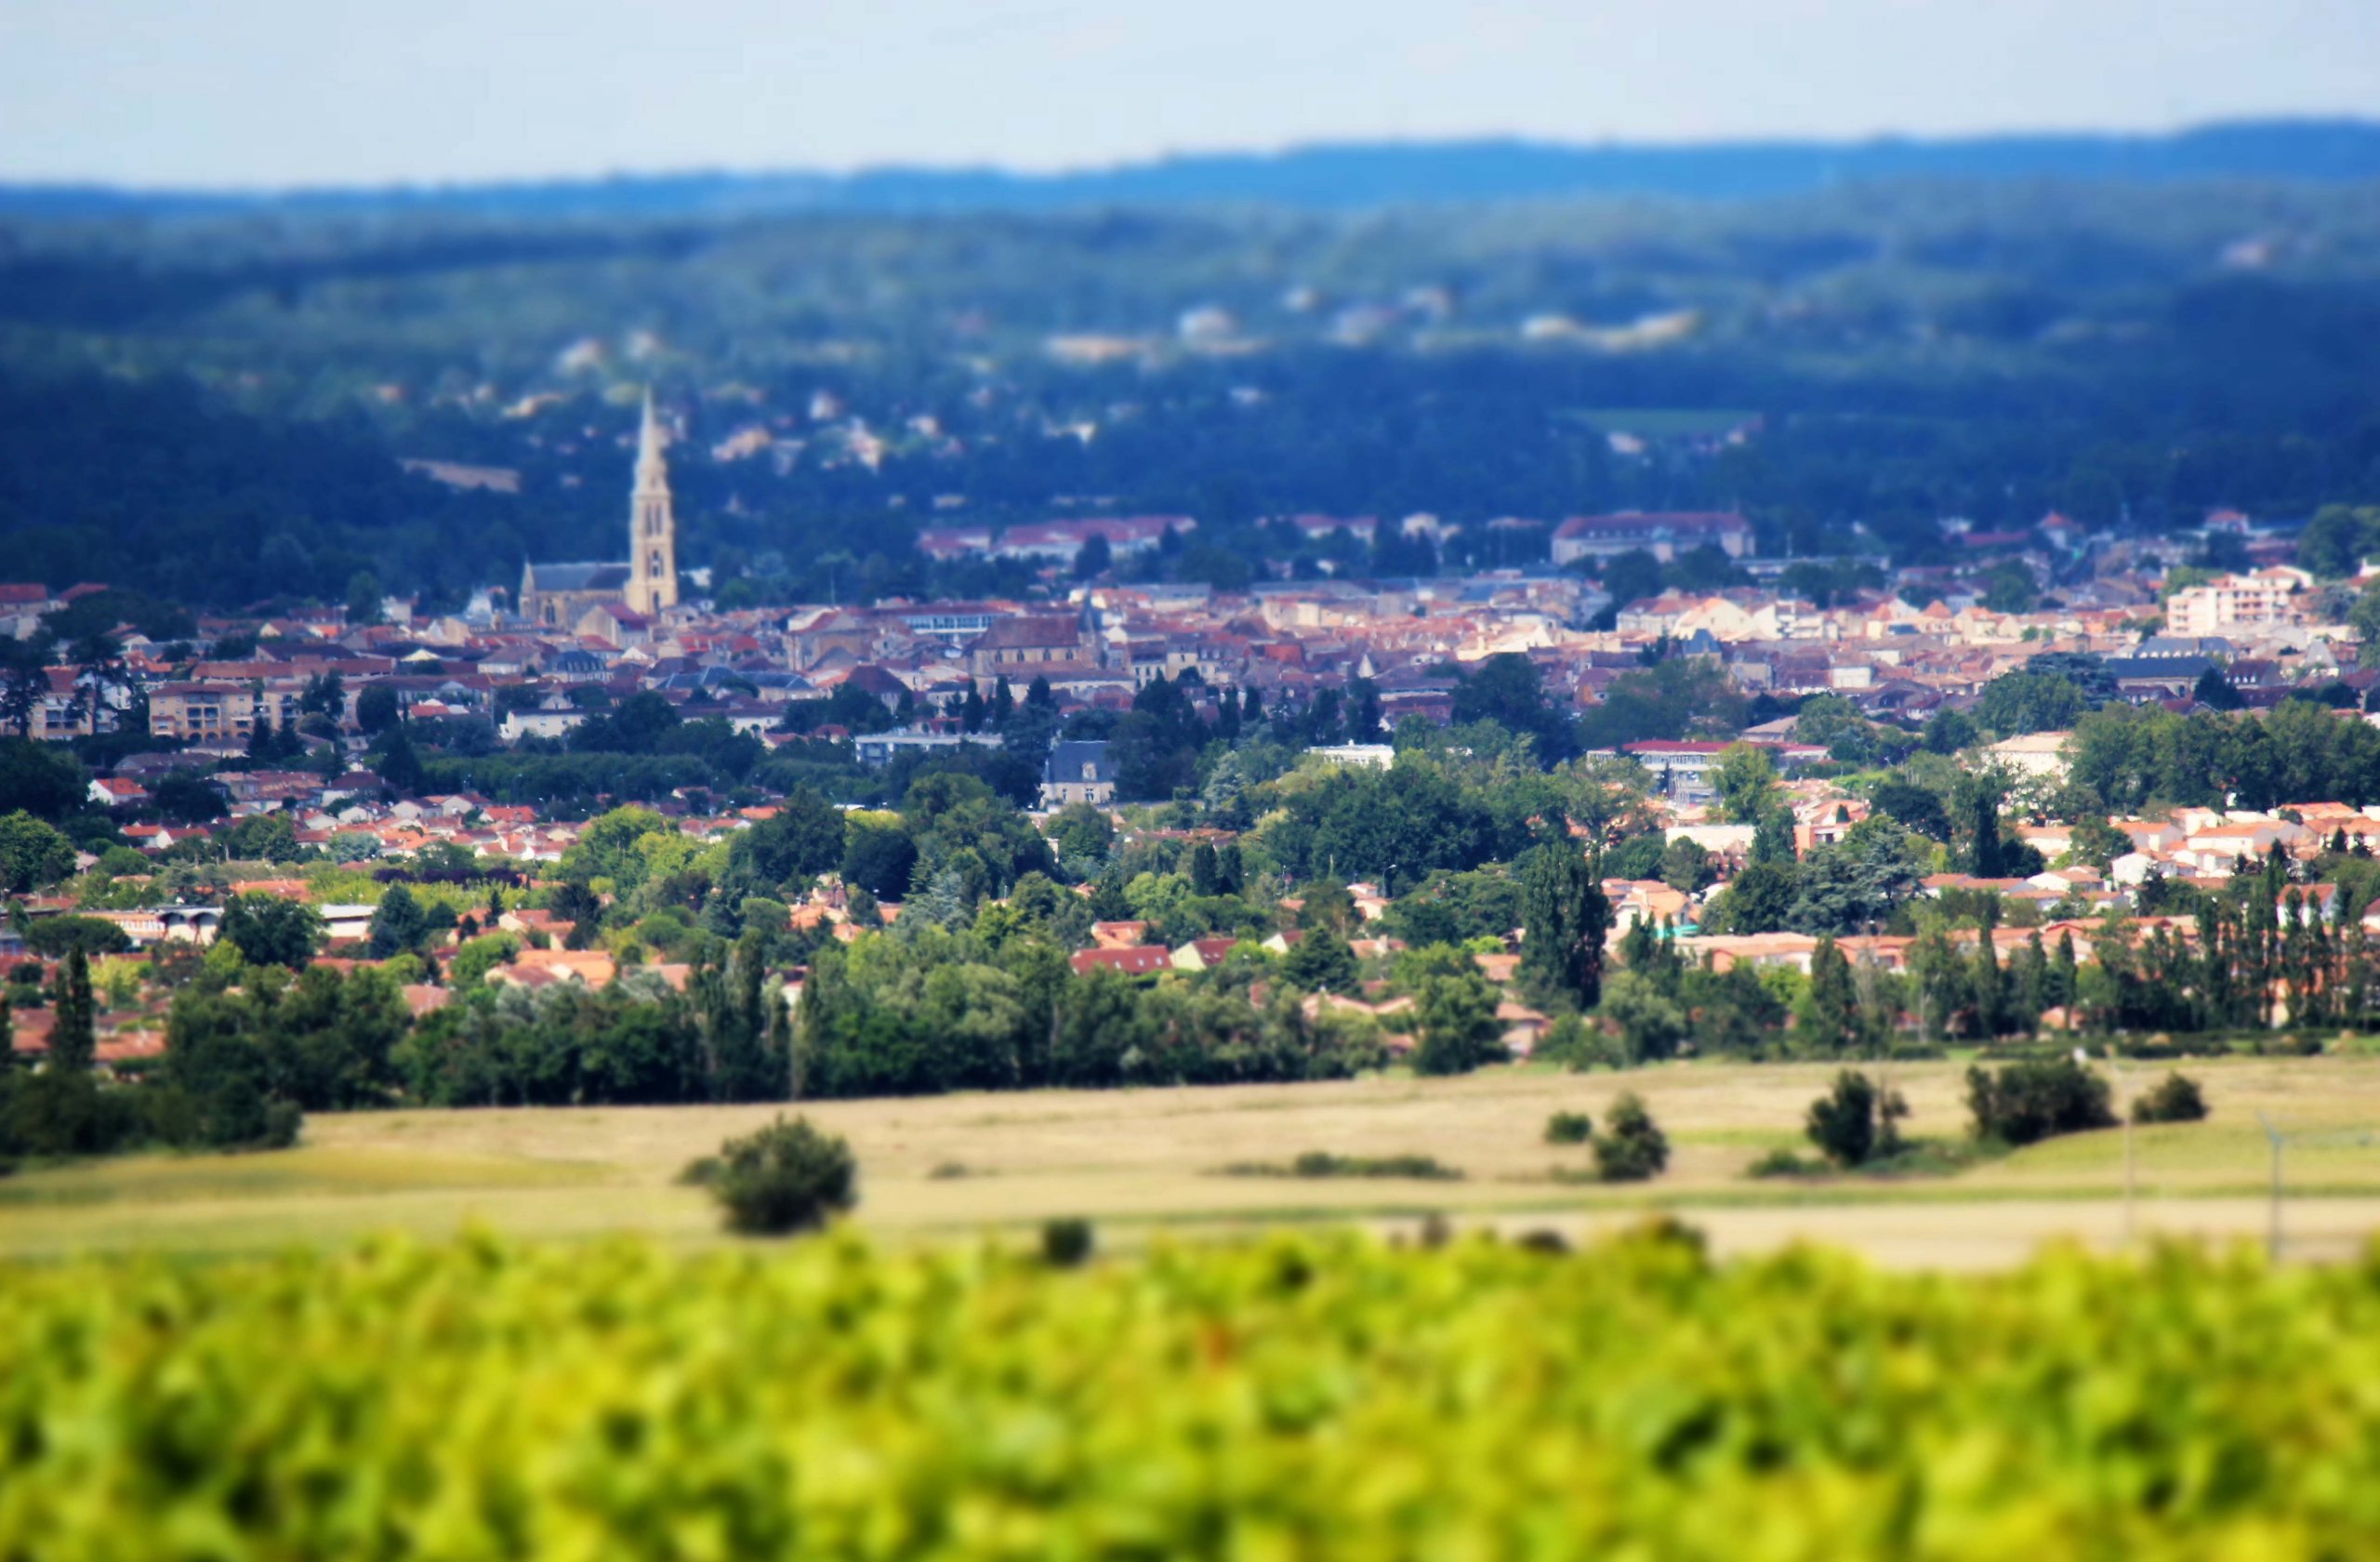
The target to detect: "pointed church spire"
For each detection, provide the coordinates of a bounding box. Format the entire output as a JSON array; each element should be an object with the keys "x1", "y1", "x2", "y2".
[
  {"x1": 636, "y1": 386, "x2": 666, "y2": 479},
  {"x1": 627, "y1": 386, "x2": 679, "y2": 616}
]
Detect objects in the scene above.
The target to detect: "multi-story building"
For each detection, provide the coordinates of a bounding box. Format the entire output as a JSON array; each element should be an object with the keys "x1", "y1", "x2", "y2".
[
  {"x1": 1614, "y1": 738, "x2": 1828, "y2": 806},
  {"x1": 147, "y1": 682, "x2": 305, "y2": 742},
  {"x1": 969, "y1": 615, "x2": 1093, "y2": 680},
  {"x1": 2164, "y1": 568, "x2": 2310, "y2": 637},
  {"x1": 1551, "y1": 511, "x2": 1754, "y2": 566},
  {"x1": 992, "y1": 517, "x2": 1195, "y2": 562}
]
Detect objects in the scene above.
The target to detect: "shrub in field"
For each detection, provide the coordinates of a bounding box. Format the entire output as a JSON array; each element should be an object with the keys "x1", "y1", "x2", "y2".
[
  {"x1": 1593, "y1": 1092, "x2": 1668, "y2": 1182},
  {"x1": 1042, "y1": 1217, "x2": 1094, "y2": 1267},
  {"x1": 1805, "y1": 1070, "x2": 1878, "y2": 1167},
  {"x1": 1747, "y1": 1146, "x2": 1820, "y2": 1178},
  {"x1": 1222, "y1": 1152, "x2": 1461, "y2": 1180},
  {"x1": 1804, "y1": 1070, "x2": 1903, "y2": 1167},
  {"x1": 1965, "y1": 1059, "x2": 2116, "y2": 1146},
  {"x1": 1544, "y1": 1110, "x2": 1593, "y2": 1145},
  {"x1": 2132, "y1": 1071, "x2": 2210, "y2": 1124},
  {"x1": 707, "y1": 1115, "x2": 858, "y2": 1235}
]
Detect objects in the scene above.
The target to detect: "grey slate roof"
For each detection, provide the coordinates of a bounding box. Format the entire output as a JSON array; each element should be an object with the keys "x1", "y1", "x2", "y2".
[
  {"x1": 528, "y1": 562, "x2": 631, "y2": 593},
  {"x1": 1042, "y1": 740, "x2": 1117, "y2": 785}
]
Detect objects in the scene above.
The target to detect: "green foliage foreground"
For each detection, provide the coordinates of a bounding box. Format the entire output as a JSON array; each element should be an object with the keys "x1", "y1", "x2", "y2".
[{"x1": 7, "y1": 1228, "x2": 2380, "y2": 1557}]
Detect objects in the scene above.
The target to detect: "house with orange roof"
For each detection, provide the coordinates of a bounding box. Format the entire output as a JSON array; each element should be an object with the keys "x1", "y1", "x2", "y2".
[
  {"x1": 487, "y1": 947, "x2": 616, "y2": 989},
  {"x1": 1069, "y1": 946, "x2": 1171, "y2": 977},
  {"x1": 1170, "y1": 937, "x2": 1240, "y2": 973}
]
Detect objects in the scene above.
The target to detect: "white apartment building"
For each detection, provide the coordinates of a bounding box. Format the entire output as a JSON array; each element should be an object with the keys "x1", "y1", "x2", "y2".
[{"x1": 2165, "y1": 568, "x2": 2310, "y2": 637}]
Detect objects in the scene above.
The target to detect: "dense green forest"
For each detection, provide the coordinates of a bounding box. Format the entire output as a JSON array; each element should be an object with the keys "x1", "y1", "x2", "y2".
[{"x1": 3, "y1": 175, "x2": 2379, "y2": 605}]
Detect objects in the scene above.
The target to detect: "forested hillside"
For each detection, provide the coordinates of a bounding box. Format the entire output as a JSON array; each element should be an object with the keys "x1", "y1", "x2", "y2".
[
  {"x1": 2, "y1": 172, "x2": 2378, "y2": 606},
  {"x1": 10, "y1": 119, "x2": 2380, "y2": 216}
]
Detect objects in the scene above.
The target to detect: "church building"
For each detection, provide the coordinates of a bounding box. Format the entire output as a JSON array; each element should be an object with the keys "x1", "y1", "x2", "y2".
[{"x1": 521, "y1": 390, "x2": 681, "y2": 629}]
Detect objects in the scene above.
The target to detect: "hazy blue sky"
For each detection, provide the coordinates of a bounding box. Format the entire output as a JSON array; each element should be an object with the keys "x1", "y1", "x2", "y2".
[{"x1": 7, "y1": 0, "x2": 2377, "y2": 188}]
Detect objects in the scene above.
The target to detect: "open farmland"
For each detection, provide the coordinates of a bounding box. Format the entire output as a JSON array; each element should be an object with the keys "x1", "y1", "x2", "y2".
[{"x1": 9, "y1": 1054, "x2": 2380, "y2": 1266}]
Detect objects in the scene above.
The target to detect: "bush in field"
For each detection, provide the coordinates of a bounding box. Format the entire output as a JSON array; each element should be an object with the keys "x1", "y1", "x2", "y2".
[
  {"x1": 707, "y1": 1116, "x2": 857, "y2": 1236},
  {"x1": 1593, "y1": 1092, "x2": 1668, "y2": 1182},
  {"x1": 1804, "y1": 1070, "x2": 1904, "y2": 1167},
  {"x1": 1222, "y1": 1152, "x2": 1461, "y2": 1181},
  {"x1": 1965, "y1": 1059, "x2": 2116, "y2": 1146},
  {"x1": 1041, "y1": 1217, "x2": 1094, "y2": 1268},
  {"x1": 1806, "y1": 1070, "x2": 1878, "y2": 1167},
  {"x1": 1544, "y1": 1110, "x2": 1593, "y2": 1145},
  {"x1": 2132, "y1": 1071, "x2": 2209, "y2": 1124}
]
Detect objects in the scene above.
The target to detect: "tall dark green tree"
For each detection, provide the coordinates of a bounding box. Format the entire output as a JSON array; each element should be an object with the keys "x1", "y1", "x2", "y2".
[
  {"x1": 1793, "y1": 934, "x2": 1869, "y2": 1055},
  {"x1": 2051, "y1": 931, "x2": 2080, "y2": 1023},
  {"x1": 1518, "y1": 844, "x2": 1612, "y2": 1010},
  {"x1": 1413, "y1": 971, "x2": 1503, "y2": 1077},
  {"x1": 377, "y1": 721, "x2": 426, "y2": 795},
  {"x1": 219, "y1": 894, "x2": 324, "y2": 970},
  {"x1": 731, "y1": 788, "x2": 845, "y2": 891},
  {"x1": 1953, "y1": 772, "x2": 2008, "y2": 879},
  {"x1": 367, "y1": 885, "x2": 430, "y2": 960},
  {"x1": 1283, "y1": 926, "x2": 1358, "y2": 994},
  {"x1": 51, "y1": 946, "x2": 95, "y2": 1074}
]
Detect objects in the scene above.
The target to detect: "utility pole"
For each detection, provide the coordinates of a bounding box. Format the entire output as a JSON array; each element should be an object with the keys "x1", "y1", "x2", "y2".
[
  {"x1": 2256, "y1": 1112, "x2": 2286, "y2": 1264},
  {"x1": 2096, "y1": 1047, "x2": 2135, "y2": 1248}
]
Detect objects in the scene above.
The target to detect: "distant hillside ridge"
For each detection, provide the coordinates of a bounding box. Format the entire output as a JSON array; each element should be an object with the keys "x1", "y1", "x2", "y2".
[{"x1": 7, "y1": 119, "x2": 2380, "y2": 220}]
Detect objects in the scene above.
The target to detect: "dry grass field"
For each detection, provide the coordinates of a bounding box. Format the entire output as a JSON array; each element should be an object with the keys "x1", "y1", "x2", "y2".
[{"x1": 7, "y1": 1054, "x2": 2380, "y2": 1266}]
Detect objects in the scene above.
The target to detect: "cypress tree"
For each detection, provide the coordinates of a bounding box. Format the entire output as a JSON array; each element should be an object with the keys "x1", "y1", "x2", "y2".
[
  {"x1": 378, "y1": 721, "x2": 426, "y2": 795},
  {"x1": 368, "y1": 885, "x2": 430, "y2": 959},
  {"x1": 1519, "y1": 844, "x2": 1612, "y2": 1011},
  {"x1": 52, "y1": 946, "x2": 95, "y2": 1074},
  {"x1": 1750, "y1": 806, "x2": 1796, "y2": 867},
  {"x1": 2052, "y1": 931, "x2": 2080, "y2": 1024},
  {"x1": 1795, "y1": 935, "x2": 1865, "y2": 1055},
  {"x1": 2009, "y1": 931, "x2": 2048, "y2": 1034},
  {"x1": 1973, "y1": 932, "x2": 2004, "y2": 1039},
  {"x1": 1188, "y1": 843, "x2": 1220, "y2": 897}
]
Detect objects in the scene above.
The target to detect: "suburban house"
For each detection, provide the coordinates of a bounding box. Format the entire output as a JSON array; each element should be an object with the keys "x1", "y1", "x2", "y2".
[
  {"x1": 1068, "y1": 946, "x2": 1171, "y2": 976},
  {"x1": 1040, "y1": 740, "x2": 1118, "y2": 809}
]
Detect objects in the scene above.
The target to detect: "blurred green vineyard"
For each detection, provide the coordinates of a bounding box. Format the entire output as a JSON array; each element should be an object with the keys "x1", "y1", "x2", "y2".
[{"x1": 6, "y1": 1226, "x2": 2380, "y2": 1558}]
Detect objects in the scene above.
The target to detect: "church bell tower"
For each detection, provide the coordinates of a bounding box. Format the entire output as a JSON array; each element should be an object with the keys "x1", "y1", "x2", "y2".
[{"x1": 626, "y1": 389, "x2": 679, "y2": 616}]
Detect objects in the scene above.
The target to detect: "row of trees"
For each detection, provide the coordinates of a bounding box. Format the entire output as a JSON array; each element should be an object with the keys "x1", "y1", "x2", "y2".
[
  {"x1": 399, "y1": 942, "x2": 789, "y2": 1107},
  {"x1": 800, "y1": 949, "x2": 1384, "y2": 1099},
  {"x1": 1598, "y1": 852, "x2": 2380, "y2": 1061},
  {"x1": 1, "y1": 947, "x2": 301, "y2": 1164}
]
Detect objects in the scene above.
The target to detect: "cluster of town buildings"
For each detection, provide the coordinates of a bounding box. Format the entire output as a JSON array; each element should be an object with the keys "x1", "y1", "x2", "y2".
[
  {"x1": 22, "y1": 400, "x2": 2365, "y2": 806},
  {"x1": 12, "y1": 400, "x2": 2380, "y2": 1060}
]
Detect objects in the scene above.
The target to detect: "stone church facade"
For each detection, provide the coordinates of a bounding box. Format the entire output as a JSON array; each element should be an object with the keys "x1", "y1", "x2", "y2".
[{"x1": 522, "y1": 390, "x2": 681, "y2": 629}]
